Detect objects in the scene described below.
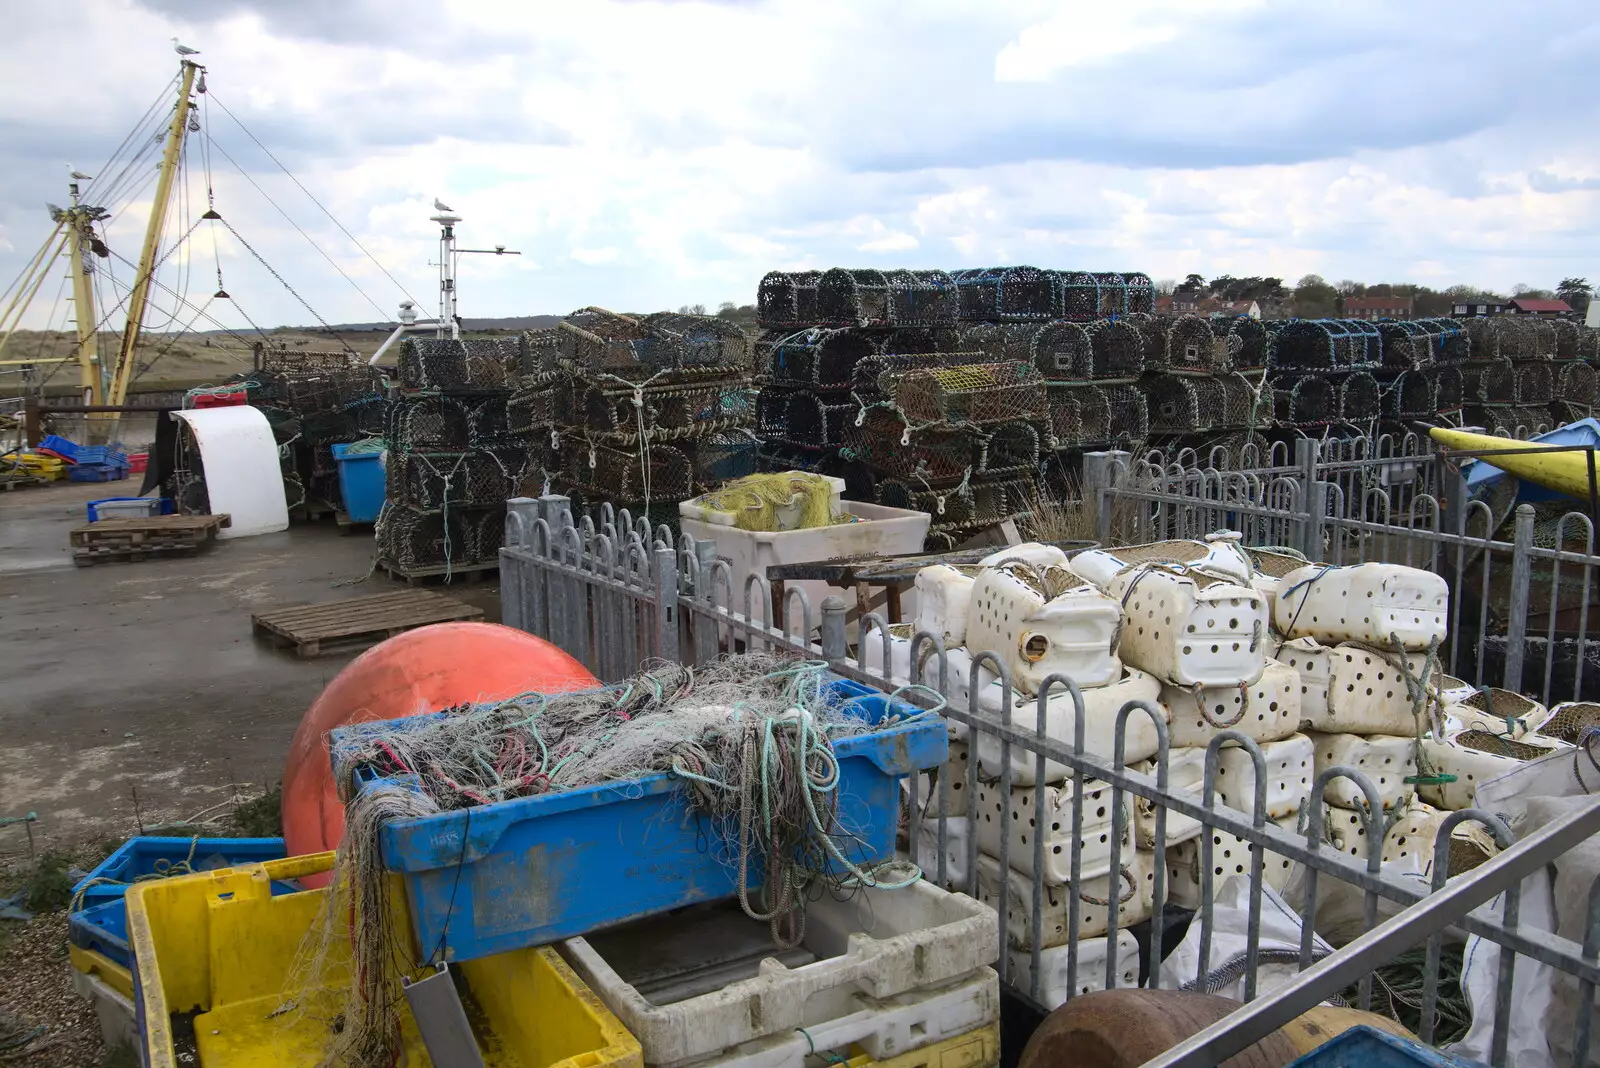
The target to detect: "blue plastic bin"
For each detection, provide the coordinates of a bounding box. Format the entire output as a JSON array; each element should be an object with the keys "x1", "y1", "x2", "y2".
[
  {"x1": 333, "y1": 676, "x2": 946, "y2": 962},
  {"x1": 67, "y1": 836, "x2": 289, "y2": 968},
  {"x1": 330, "y1": 442, "x2": 386, "y2": 522},
  {"x1": 86, "y1": 497, "x2": 174, "y2": 522},
  {"x1": 37, "y1": 433, "x2": 80, "y2": 461},
  {"x1": 1287, "y1": 1026, "x2": 1480, "y2": 1067}
]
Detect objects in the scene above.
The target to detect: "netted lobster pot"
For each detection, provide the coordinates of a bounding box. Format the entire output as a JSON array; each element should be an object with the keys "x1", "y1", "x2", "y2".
[
  {"x1": 1190, "y1": 430, "x2": 1272, "y2": 471},
  {"x1": 954, "y1": 266, "x2": 1061, "y2": 322},
  {"x1": 1378, "y1": 322, "x2": 1439, "y2": 371},
  {"x1": 507, "y1": 381, "x2": 561, "y2": 435},
  {"x1": 1123, "y1": 273, "x2": 1155, "y2": 315},
  {"x1": 757, "y1": 270, "x2": 823, "y2": 327},
  {"x1": 376, "y1": 507, "x2": 478, "y2": 570},
  {"x1": 1128, "y1": 314, "x2": 1170, "y2": 370},
  {"x1": 1160, "y1": 315, "x2": 1227, "y2": 375},
  {"x1": 1557, "y1": 361, "x2": 1599, "y2": 405},
  {"x1": 890, "y1": 361, "x2": 1049, "y2": 426},
  {"x1": 1384, "y1": 370, "x2": 1437, "y2": 419},
  {"x1": 556, "y1": 309, "x2": 652, "y2": 375},
  {"x1": 971, "y1": 474, "x2": 1041, "y2": 526},
  {"x1": 1339, "y1": 371, "x2": 1382, "y2": 423},
  {"x1": 1047, "y1": 385, "x2": 1111, "y2": 446},
  {"x1": 1463, "y1": 406, "x2": 1553, "y2": 437},
  {"x1": 816, "y1": 268, "x2": 892, "y2": 326},
  {"x1": 876, "y1": 479, "x2": 976, "y2": 525},
  {"x1": 635, "y1": 313, "x2": 752, "y2": 372},
  {"x1": 258, "y1": 347, "x2": 376, "y2": 380},
  {"x1": 766, "y1": 328, "x2": 876, "y2": 390},
  {"x1": 958, "y1": 322, "x2": 1036, "y2": 365},
  {"x1": 979, "y1": 421, "x2": 1043, "y2": 476},
  {"x1": 386, "y1": 395, "x2": 471, "y2": 451},
  {"x1": 1218, "y1": 373, "x2": 1266, "y2": 427},
  {"x1": 1463, "y1": 318, "x2": 1502, "y2": 361},
  {"x1": 574, "y1": 378, "x2": 752, "y2": 438},
  {"x1": 300, "y1": 409, "x2": 360, "y2": 443},
  {"x1": 877, "y1": 328, "x2": 961, "y2": 357},
  {"x1": 1219, "y1": 317, "x2": 1270, "y2": 373},
  {"x1": 1435, "y1": 366, "x2": 1464, "y2": 410},
  {"x1": 1105, "y1": 384, "x2": 1150, "y2": 445},
  {"x1": 280, "y1": 471, "x2": 305, "y2": 512},
  {"x1": 276, "y1": 367, "x2": 381, "y2": 412},
  {"x1": 850, "y1": 352, "x2": 951, "y2": 398},
  {"x1": 841, "y1": 409, "x2": 974, "y2": 486},
  {"x1": 1145, "y1": 375, "x2": 1232, "y2": 434},
  {"x1": 387, "y1": 448, "x2": 527, "y2": 511},
  {"x1": 1578, "y1": 325, "x2": 1600, "y2": 360},
  {"x1": 1270, "y1": 319, "x2": 1381, "y2": 371},
  {"x1": 1029, "y1": 320, "x2": 1102, "y2": 381},
  {"x1": 1552, "y1": 320, "x2": 1584, "y2": 360},
  {"x1": 398, "y1": 337, "x2": 518, "y2": 392},
  {"x1": 1086, "y1": 320, "x2": 1147, "y2": 382},
  {"x1": 754, "y1": 387, "x2": 854, "y2": 449},
  {"x1": 1430, "y1": 318, "x2": 1471, "y2": 363},
  {"x1": 568, "y1": 434, "x2": 756, "y2": 503},
  {"x1": 1273, "y1": 375, "x2": 1339, "y2": 426},
  {"x1": 1092, "y1": 272, "x2": 1128, "y2": 317},
  {"x1": 1515, "y1": 360, "x2": 1555, "y2": 404},
  {"x1": 1462, "y1": 359, "x2": 1515, "y2": 405},
  {"x1": 521, "y1": 328, "x2": 561, "y2": 376},
  {"x1": 1550, "y1": 401, "x2": 1592, "y2": 427},
  {"x1": 468, "y1": 395, "x2": 513, "y2": 446},
  {"x1": 882, "y1": 269, "x2": 960, "y2": 326},
  {"x1": 1058, "y1": 271, "x2": 1100, "y2": 320}
]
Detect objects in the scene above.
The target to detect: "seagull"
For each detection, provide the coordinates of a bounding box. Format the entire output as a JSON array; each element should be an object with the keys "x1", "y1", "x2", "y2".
[
  {"x1": 69, "y1": 167, "x2": 93, "y2": 181},
  {"x1": 433, "y1": 197, "x2": 455, "y2": 213},
  {"x1": 172, "y1": 37, "x2": 200, "y2": 56}
]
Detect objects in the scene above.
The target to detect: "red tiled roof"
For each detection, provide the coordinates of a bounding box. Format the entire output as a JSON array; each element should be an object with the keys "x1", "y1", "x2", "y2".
[{"x1": 1510, "y1": 298, "x2": 1573, "y2": 313}]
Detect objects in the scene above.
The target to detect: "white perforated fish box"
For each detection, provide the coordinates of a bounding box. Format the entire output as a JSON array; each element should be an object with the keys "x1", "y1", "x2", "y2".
[
  {"x1": 1308, "y1": 732, "x2": 1416, "y2": 812},
  {"x1": 1005, "y1": 930, "x2": 1139, "y2": 1010},
  {"x1": 1320, "y1": 644, "x2": 1439, "y2": 735},
  {"x1": 1164, "y1": 659, "x2": 1302, "y2": 747},
  {"x1": 679, "y1": 473, "x2": 846, "y2": 529},
  {"x1": 976, "y1": 850, "x2": 1153, "y2": 948},
  {"x1": 1108, "y1": 565, "x2": 1268, "y2": 688},
  {"x1": 1443, "y1": 688, "x2": 1550, "y2": 739},
  {"x1": 1133, "y1": 747, "x2": 1208, "y2": 848},
  {"x1": 980, "y1": 542, "x2": 1072, "y2": 570},
  {"x1": 1417, "y1": 731, "x2": 1570, "y2": 810},
  {"x1": 1366, "y1": 801, "x2": 1499, "y2": 880},
  {"x1": 1166, "y1": 815, "x2": 1301, "y2": 909},
  {"x1": 915, "y1": 815, "x2": 971, "y2": 891},
  {"x1": 973, "y1": 776, "x2": 1131, "y2": 882},
  {"x1": 1276, "y1": 637, "x2": 1332, "y2": 727},
  {"x1": 559, "y1": 879, "x2": 996, "y2": 1068},
  {"x1": 971, "y1": 667, "x2": 1165, "y2": 783},
  {"x1": 689, "y1": 968, "x2": 998, "y2": 1068},
  {"x1": 1272, "y1": 563, "x2": 1449, "y2": 650},
  {"x1": 915, "y1": 565, "x2": 976, "y2": 647},
  {"x1": 1212, "y1": 733, "x2": 1314, "y2": 820},
  {"x1": 965, "y1": 570, "x2": 1122, "y2": 694},
  {"x1": 682, "y1": 500, "x2": 930, "y2": 636},
  {"x1": 924, "y1": 739, "x2": 972, "y2": 817}
]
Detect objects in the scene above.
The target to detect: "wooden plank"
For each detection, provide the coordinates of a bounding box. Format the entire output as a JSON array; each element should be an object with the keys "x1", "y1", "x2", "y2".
[{"x1": 250, "y1": 589, "x2": 483, "y2": 657}]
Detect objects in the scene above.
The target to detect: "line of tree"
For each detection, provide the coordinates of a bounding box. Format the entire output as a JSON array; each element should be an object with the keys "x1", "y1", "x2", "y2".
[{"x1": 1155, "y1": 275, "x2": 1593, "y2": 318}]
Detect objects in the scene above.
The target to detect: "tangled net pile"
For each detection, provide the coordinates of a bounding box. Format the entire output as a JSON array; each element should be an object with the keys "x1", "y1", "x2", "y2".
[{"x1": 291, "y1": 655, "x2": 925, "y2": 1067}]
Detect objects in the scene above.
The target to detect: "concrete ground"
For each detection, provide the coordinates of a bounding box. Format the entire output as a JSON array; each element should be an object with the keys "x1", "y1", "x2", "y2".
[{"x1": 0, "y1": 478, "x2": 501, "y2": 856}]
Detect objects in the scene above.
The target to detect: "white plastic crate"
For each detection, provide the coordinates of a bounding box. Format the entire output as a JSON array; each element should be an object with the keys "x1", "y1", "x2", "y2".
[
  {"x1": 1164, "y1": 658, "x2": 1302, "y2": 747},
  {"x1": 689, "y1": 968, "x2": 998, "y2": 1068},
  {"x1": 560, "y1": 880, "x2": 997, "y2": 1068},
  {"x1": 973, "y1": 776, "x2": 1131, "y2": 882},
  {"x1": 1317, "y1": 644, "x2": 1438, "y2": 735},
  {"x1": 1274, "y1": 636, "x2": 1330, "y2": 728},
  {"x1": 1417, "y1": 731, "x2": 1570, "y2": 810},
  {"x1": 1441, "y1": 688, "x2": 1551, "y2": 739},
  {"x1": 1273, "y1": 562, "x2": 1448, "y2": 650},
  {"x1": 1166, "y1": 814, "x2": 1301, "y2": 909},
  {"x1": 1309, "y1": 732, "x2": 1416, "y2": 812},
  {"x1": 964, "y1": 569, "x2": 1122, "y2": 694},
  {"x1": 1005, "y1": 930, "x2": 1140, "y2": 1010},
  {"x1": 1212, "y1": 732, "x2": 1314, "y2": 820},
  {"x1": 1133, "y1": 746, "x2": 1208, "y2": 848},
  {"x1": 920, "y1": 740, "x2": 971, "y2": 818},
  {"x1": 679, "y1": 473, "x2": 845, "y2": 530},
  {"x1": 915, "y1": 565, "x2": 976, "y2": 647},
  {"x1": 1107, "y1": 565, "x2": 1268, "y2": 688},
  {"x1": 1376, "y1": 800, "x2": 1499, "y2": 880},
  {"x1": 915, "y1": 815, "x2": 971, "y2": 891},
  {"x1": 980, "y1": 542, "x2": 1072, "y2": 571},
  {"x1": 976, "y1": 849, "x2": 1153, "y2": 948},
  {"x1": 971, "y1": 667, "x2": 1165, "y2": 782}
]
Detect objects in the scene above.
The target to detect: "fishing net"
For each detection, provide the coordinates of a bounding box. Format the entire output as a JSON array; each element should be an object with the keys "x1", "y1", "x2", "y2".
[
  {"x1": 508, "y1": 381, "x2": 561, "y2": 435},
  {"x1": 1383, "y1": 370, "x2": 1437, "y2": 419},
  {"x1": 764, "y1": 328, "x2": 877, "y2": 390},
  {"x1": 757, "y1": 270, "x2": 825, "y2": 327},
  {"x1": 840, "y1": 408, "x2": 974, "y2": 486},
  {"x1": 1272, "y1": 374, "x2": 1339, "y2": 426},
  {"x1": 1557, "y1": 361, "x2": 1599, "y2": 406},
  {"x1": 693, "y1": 473, "x2": 840, "y2": 532},
  {"x1": 1462, "y1": 359, "x2": 1516, "y2": 406},
  {"x1": 386, "y1": 447, "x2": 529, "y2": 511},
  {"x1": 756, "y1": 387, "x2": 855, "y2": 449},
  {"x1": 521, "y1": 327, "x2": 561, "y2": 375},
  {"x1": 1514, "y1": 360, "x2": 1555, "y2": 404},
  {"x1": 396, "y1": 337, "x2": 519, "y2": 392},
  {"x1": 953, "y1": 266, "x2": 1060, "y2": 322},
  {"x1": 888, "y1": 361, "x2": 1049, "y2": 427},
  {"x1": 1339, "y1": 371, "x2": 1382, "y2": 423}
]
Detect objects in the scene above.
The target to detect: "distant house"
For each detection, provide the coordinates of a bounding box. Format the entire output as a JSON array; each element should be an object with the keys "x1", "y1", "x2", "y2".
[
  {"x1": 1343, "y1": 296, "x2": 1414, "y2": 320},
  {"x1": 1507, "y1": 297, "x2": 1574, "y2": 317},
  {"x1": 1221, "y1": 299, "x2": 1261, "y2": 320},
  {"x1": 1155, "y1": 295, "x2": 1174, "y2": 314},
  {"x1": 1451, "y1": 301, "x2": 1509, "y2": 317},
  {"x1": 1171, "y1": 289, "x2": 1207, "y2": 314}
]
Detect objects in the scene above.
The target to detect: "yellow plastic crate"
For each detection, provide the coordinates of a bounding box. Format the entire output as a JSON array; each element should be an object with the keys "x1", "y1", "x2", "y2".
[
  {"x1": 128, "y1": 851, "x2": 643, "y2": 1068},
  {"x1": 846, "y1": 1022, "x2": 999, "y2": 1068},
  {"x1": 69, "y1": 944, "x2": 134, "y2": 1000}
]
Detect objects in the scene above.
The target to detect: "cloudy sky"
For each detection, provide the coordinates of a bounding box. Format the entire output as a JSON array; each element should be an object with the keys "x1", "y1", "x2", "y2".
[{"x1": 2, "y1": 0, "x2": 1598, "y2": 330}]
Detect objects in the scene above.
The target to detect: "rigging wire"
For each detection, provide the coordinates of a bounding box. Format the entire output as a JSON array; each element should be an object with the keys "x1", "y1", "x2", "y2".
[
  {"x1": 217, "y1": 217, "x2": 359, "y2": 357},
  {"x1": 82, "y1": 71, "x2": 181, "y2": 206}
]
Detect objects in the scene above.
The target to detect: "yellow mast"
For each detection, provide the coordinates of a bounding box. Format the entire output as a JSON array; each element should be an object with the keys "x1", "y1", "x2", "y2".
[
  {"x1": 64, "y1": 179, "x2": 101, "y2": 406},
  {"x1": 105, "y1": 59, "x2": 199, "y2": 415}
]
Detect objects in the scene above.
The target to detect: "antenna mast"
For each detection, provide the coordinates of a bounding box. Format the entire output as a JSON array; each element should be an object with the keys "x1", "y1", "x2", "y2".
[
  {"x1": 428, "y1": 206, "x2": 520, "y2": 338},
  {"x1": 61, "y1": 177, "x2": 102, "y2": 406}
]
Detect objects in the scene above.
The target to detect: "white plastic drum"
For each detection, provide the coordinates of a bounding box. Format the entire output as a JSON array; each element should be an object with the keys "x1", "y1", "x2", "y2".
[
  {"x1": 973, "y1": 776, "x2": 1131, "y2": 882},
  {"x1": 169, "y1": 406, "x2": 289, "y2": 538},
  {"x1": 1133, "y1": 746, "x2": 1207, "y2": 848},
  {"x1": 1166, "y1": 815, "x2": 1301, "y2": 909},
  {"x1": 976, "y1": 850, "x2": 1153, "y2": 946},
  {"x1": 1273, "y1": 562, "x2": 1448, "y2": 650},
  {"x1": 1164, "y1": 658, "x2": 1302, "y2": 747},
  {"x1": 1107, "y1": 565, "x2": 1268, "y2": 688},
  {"x1": 964, "y1": 568, "x2": 1122, "y2": 694},
  {"x1": 1308, "y1": 732, "x2": 1416, "y2": 812},
  {"x1": 1275, "y1": 637, "x2": 1332, "y2": 728},
  {"x1": 971, "y1": 668, "x2": 1165, "y2": 783},
  {"x1": 1212, "y1": 733, "x2": 1314, "y2": 820},
  {"x1": 914, "y1": 565, "x2": 976, "y2": 648},
  {"x1": 1319, "y1": 644, "x2": 1439, "y2": 735}
]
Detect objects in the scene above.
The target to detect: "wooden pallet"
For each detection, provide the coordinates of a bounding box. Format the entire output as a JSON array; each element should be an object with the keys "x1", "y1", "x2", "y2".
[
  {"x1": 70, "y1": 513, "x2": 231, "y2": 566},
  {"x1": 376, "y1": 557, "x2": 499, "y2": 586},
  {"x1": 251, "y1": 589, "x2": 484, "y2": 658}
]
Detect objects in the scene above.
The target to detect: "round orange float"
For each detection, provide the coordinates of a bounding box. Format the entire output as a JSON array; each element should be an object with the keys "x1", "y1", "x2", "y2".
[{"x1": 281, "y1": 622, "x2": 598, "y2": 886}]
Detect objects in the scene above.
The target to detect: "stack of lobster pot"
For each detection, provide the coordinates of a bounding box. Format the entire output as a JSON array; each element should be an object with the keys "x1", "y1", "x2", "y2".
[
  {"x1": 1373, "y1": 318, "x2": 1466, "y2": 437},
  {"x1": 1550, "y1": 319, "x2": 1600, "y2": 426},
  {"x1": 1267, "y1": 319, "x2": 1383, "y2": 439},
  {"x1": 1140, "y1": 315, "x2": 1271, "y2": 465},
  {"x1": 1460, "y1": 318, "x2": 1552, "y2": 437}
]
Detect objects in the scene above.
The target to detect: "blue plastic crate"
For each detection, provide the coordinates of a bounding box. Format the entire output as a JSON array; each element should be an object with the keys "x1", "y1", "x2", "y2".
[
  {"x1": 37, "y1": 433, "x2": 80, "y2": 461},
  {"x1": 334, "y1": 676, "x2": 946, "y2": 962},
  {"x1": 330, "y1": 442, "x2": 387, "y2": 523},
  {"x1": 67, "y1": 836, "x2": 289, "y2": 968},
  {"x1": 1288, "y1": 1026, "x2": 1481, "y2": 1067},
  {"x1": 68, "y1": 463, "x2": 129, "y2": 483},
  {"x1": 86, "y1": 497, "x2": 174, "y2": 522}
]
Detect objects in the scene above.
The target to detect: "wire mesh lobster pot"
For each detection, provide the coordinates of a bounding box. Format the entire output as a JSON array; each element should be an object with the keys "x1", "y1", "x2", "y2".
[
  {"x1": 840, "y1": 408, "x2": 975, "y2": 485},
  {"x1": 397, "y1": 337, "x2": 519, "y2": 392},
  {"x1": 1515, "y1": 360, "x2": 1555, "y2": 404},
  {"x1": 1430, "y1": 318, "x2": 1471, "y2": 363},
  {"x1": 890, "y1": 361, "x2": 1049, "y2": 426},
  {"x1": 881, "y1": 269, "x2": 960, "y2": 326},
  {"x1": 1377, "y1": 321, "x2": 1440, "y2": 371},
  {"x1": 1339, "y1": 371, "x2": 1381, "y2": 422},
  {"x1": 757, "y1": 270, "x2": 823, "y2": 327},
  {"x1": 1384, "y1": 370, "x2": 1438, "y2": 419},
  {"x1": 257, "y1": 347, "x2": 377, "y2": 379},
  {"x1": 878, "y1": 327, "x2": 962, "y2": 357},
  {"x1": 970, "y1": 474, "x2": 1041, "y2": 526},
  {"x1": 1272, "y1": 374, "x2": 1339, "y2": 426},
  {"x1": 1557, "y1": 360, "x2": 1599, "y2": 406},
  {"x1": 1047, "y1": 385, "x2": 1109, "y2": 446},
  {"x1": 1058, "y1": 271, "x2": 1100, "y2": 320},
  {"x1": 635, "y1": 313, "x2": 752, "y2": 372},
  {"x1": 1463, "y1": 405, "x2": 1553, "y2": 437},
  {"x1": 376, "y1": 505, "x2": 501, "y2": 570},
  {"x1": 850, "y1": 352, "x2": 951, "y2": 398},
  {"x1": 566, "y1": 433, "x2": 756, "y2": 504},
  {"x1": 1271, "y1": 319, "x2": 1381, "y2": 371},
  {"x1": 1144, "y1": 375, "x2": 1234, "y2": 434},
  {"x1": 300, "y1": 408, "x2": 360, "y2": 444},
  {"x1": 816, "y1": 268, "x2": 892, "y2": 326},
  {"x1": 556, "y1": 309, "x2": 652, "y2": 376},
  {"x1": 875, "y1": 478, "x2": 976, "y2": 526},
  {"x1": 1029, "y1": 320, "x2": 1101, "y2": 380},
  {"x1": 1214, "y1": 317, "x2": 1270, "y2": 373},
  {"x1": 765, "y1": 328, "x2": 876, "y2": 389},
  {"x1": 507, "y1": 381, "x2": 561, "y2": 435},
  {"x1": 387, "y1": 447, "x2": 528, "y2": 511},
  {"x1": 1462, "y1": 359, "x2": 1515, "y2": 405},
  {"x1": 1129, "y1": 314, "x2": 1170, "y2": 369},
  {"x1": 754, "y1": 387, "x2": 855, "y2": 449},
  {"x1": 386, "y1": 395, "x2": 471, "y2": 451},
  {"x1": 275, "y1": 367, "x2": 382, "y2": 412},
  {"x1": 979, "y1": 421, "x2": 1044, "y2": 476},
  {"x1": 1093, "y1": 272, "x2": 1128, "y2": 317},
  {"x1": 520, "y1": 327, "x2": 561, "y2": 376},
  {"x1": 1160, "y1": 315, "x2": 1227, "y2": 375},
  {"x1": 574, "y1": 377, "x2": 753, "y2": 438},
  {"x1": 954, "y1": 266, "x2": 1061, "y2": 322},
  {"x1": 1435, "y1": 366, "x2": 1464, "y2": 411},
  {"x1": 1123, "y1": 273, "x2": 1155, "y2": 315},
  {"x1": 1086, "y1": 320, "x2": 1147, "y2": 382}
]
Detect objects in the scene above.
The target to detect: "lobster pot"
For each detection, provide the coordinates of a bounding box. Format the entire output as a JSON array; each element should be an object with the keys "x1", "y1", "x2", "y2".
[
  {"x1": 851, "y1": 350, "x2": 956, "y2": 399},
  {"x1": 637, "y1": 313, "x2": 752, "y2": 372},
  {"x1": 1378, "y1": 321, "x2": 1439, "y2": 371},
  {"x1": 1434, "y1": 366, "x2": 1464, "y2": 411},
  {"x1": 397, "y1": 336, "x2": 518, "y2": 391},
  {"x1": 1384, "y1": 370, "x2": 1437, "y2": 419},
  {"x1": 1272, "y1": 375, "x2": 1338, "y2": 427},
  {"x1": 1515, "y1": 360, "x2": 1555, "y2": 404},
  {"x1": 1538, "y1": 701, "x2": 1600, "y2": 745},
  {"x1": 1418, "y1": 731, "x2": 1570, "y2": 810},
  {"x1": 386, "y1": 396, "x2": 471, "y2": 451},
  {"x1": 816, "y1": 267, "x2": 891, "y2": 326},
  {"x1": 578, "y1": 378, "x2": 753, "y2": 437},
  {"x1": 977, "y1": 422, "x2": 1040, "y2": 477},
  {"x1": 1462, "y1": 405, "x2": 1552, "y2": 437},
  {"x1": 1163, "y1": 658, "x2": 1303, "y2": 748},
  {"x1": 1104, "y1": 385, "x2": 1150, "y2": 445},
  {"x1": 884, "y1": 269, "x2": 960, "y2": 326},
  {"x1": 1006, "y1": 932, "x2": 1140, "y2": 1010},
  {"x1": 876, "y1": 480, "x2": 976, "y2": 526},
  {"x1": 1309, "y1": 732, "x2": 1416, "y2": 812},
  {"x1": 307, "y1": 445, "x2": 344, "y2": 509},
  {"x1": 976, "y1": 851, "x2": 1154, "y2": 947},
  {"x1": 375, "y1": 505, "x2": 479, "y2": 570},
  {"x1": 973, "y1": 777, "x2": 1132, "y2": 882},
  {"x1": 1122, "y1": 272, "x2": 1155, "y2": 315},
  {"x1": 563, "y1": 437, "x2": 753, "y2": 505},
  {"x1": 1461, "y1": 359, "x2": 1514, "y2": 404},
  {"x1": 958, "y1": 323, "x2": 1036, "y2": 365},
  {"x1": 1030, "y1": 321, "x2": 1108, "y2": 381},
  {"x1": 1222, "y1": 317, "x2": 1271, "y2": 373},
  {"x1": 1317, "y1": 644, "x2": 1440, "y2": 735},
  {"x1": 756, "y1": 270, "x2": 823, "y2": 327},
  {"x1": 766, "y1": 328, "x2": 875, "y2": 389},
  {"x1": 1276, "y1": 637, "x2": 1332, "y2": 727},
  {"x1": 1273, "y1": 562, "x2": 1449, "y2": 649},
  {"x1": 1270, "y1": 320, "x2": 1381, "y2": 371},
  {"x1": 1217, "y1": 374, "x2": 1263, "y2": 428},
  {"x1": 1338, "y1": 372, "x2": 1381, "y2": 423},
  {"x1": 1132, "y1": 747, "x2": 1208, "y2": 848},
  {"x1": 300, "y1": 407, "x2": 360, "y2": 444},
  {"x1": 964, "y1": 569, "x2": 1123, "y2": 693},
  {"x1": 1211, "y1": 733, "x2": 1314, "y2": 820},
  {"x1": 1165, "y1": 815, "x2": 1302, "y2": 910},
  {"x1": 1058, "y1": 271, "x2": 1101, "y2": 320},
  {"x1": 388, "y1": 448, "x2": 527, "y2": 511},
  {"x1": 353, "y1": 397, "x2": 387, "y2": 438},
  {"x1": 845, "y1": 410, "x2": 975, "y2": 485},
  {"x1": 555, "y1": 309, "x2": 653, "y2": 377},
  {"x1": 507, "y1": 382, "x2": 561, "y2": 436},
  {"x1": 1092, "y1": 272, "x2": 1127, "y2": 317},
  {"x1": 1433, "y1": 319, "x2": 1472, "y2": 363},
  {"x1": 970, "y1": 668, "x2": 1166, "y2": 783},
  {"x1": 278, "y1": 367, "x2": 382, "y2": 411},
  {"x1": 1557, "y1": 361, "x2": 1599, "y2": 406},
  {"x1": 954, "y1": 266, "x2": 1061, "y2": 322},
  {"x1": 1106, "y1": 565, "x2": 1268, "y2": 687},
  {"x1": 755, "y1": 387, "x2": 854, "y2": 449},
  {"x1": 1580, "y1": 325, "x2": 1600, "y2": 360},
  {"x1": 1553, "y1": 320, "x2": 1585, "y2": 361},
  {"x1": 1087, "y1": 320, "x2": 1146, "y2": 383},
  {"x1": 891, "y1": 361, "x2": 1049, "y2": 426},
  {"x1": 1048, "y1": 386, "x2": 1108, "y2": 447},
  {"x1": 1144, "y1": 376, "x2": 1211, "y2": 434},
  {"x1": 1164, "y1": 316, "x2": 1226, "y2": 375},
  {"x1": 520, "y1": 327, "x2": 560, "y2": 375},
  {"x1": 968, "y1": 475, "x2": 1043, "y2": 527}
]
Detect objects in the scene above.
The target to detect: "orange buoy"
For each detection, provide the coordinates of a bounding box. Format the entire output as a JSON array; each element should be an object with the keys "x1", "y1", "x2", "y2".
[{"x1": 281, "y1": 622, "x2": 598, "y2": 886}]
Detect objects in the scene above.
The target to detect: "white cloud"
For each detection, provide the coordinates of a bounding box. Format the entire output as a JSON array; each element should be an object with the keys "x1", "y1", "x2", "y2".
[{"x1": 570, "y1": 246, "x2": 620, "y2": 265}]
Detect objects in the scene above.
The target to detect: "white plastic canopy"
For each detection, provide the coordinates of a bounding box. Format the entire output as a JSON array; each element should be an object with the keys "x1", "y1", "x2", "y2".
[{"x1": 168, "y1": 406, "x2": 288, "y2": 539}]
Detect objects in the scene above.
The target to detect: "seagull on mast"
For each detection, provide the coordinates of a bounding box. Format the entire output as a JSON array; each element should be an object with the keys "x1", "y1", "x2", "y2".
[
  {"x1": 433, "y1": 198, "x2": 455, "y2": 213},
  {"x1": 69, "y1": 167, "x2": 93, "y2": 181},
  {"x1": 172, "y1": 37, "x2": 200, "y2": 56}
]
